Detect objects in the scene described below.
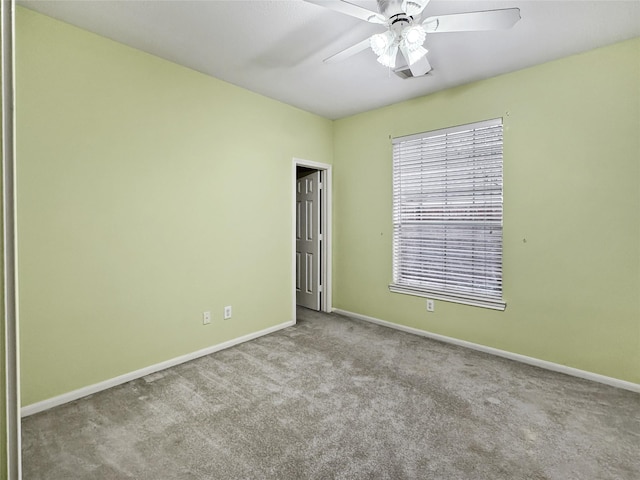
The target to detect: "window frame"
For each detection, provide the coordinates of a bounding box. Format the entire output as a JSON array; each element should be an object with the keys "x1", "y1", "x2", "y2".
[{"x1": 389, "y1": 118, "x2": 506, "y2": 311}]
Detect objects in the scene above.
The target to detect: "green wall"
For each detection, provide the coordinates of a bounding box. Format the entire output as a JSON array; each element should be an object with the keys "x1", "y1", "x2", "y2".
[
  {"x1": 15, "y1": 4, "x2": 640, "y2": 411},
  {"x1": 16, "y1": 7, "x2": 333, "y2": 405},
  {"x1": 333, "y1": 37, "x2": 640, "y2": 384}
]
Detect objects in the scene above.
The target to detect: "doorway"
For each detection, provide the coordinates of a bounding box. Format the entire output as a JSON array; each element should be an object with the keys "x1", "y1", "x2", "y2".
[{"x1": 292, "y1": 159, "x2": 332, "y2": 320}]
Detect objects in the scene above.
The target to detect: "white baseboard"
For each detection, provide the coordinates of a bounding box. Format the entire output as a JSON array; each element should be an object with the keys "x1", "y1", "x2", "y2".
[
  {"x1": 21, "y1": 320, "x2": 296, "y2": 417},
  {"x1": 332, "y1": 308, "x2": 640, "y2": 394}
]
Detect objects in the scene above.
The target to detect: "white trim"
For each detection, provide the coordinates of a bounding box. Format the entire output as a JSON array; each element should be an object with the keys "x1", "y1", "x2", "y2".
[
  {"x1": 21, "y1": 320, "x2": 295, "y2": 417},
  {"x1": 292, "y1": 158, "x2": 332, "y2": 318},
  {"x1": 332, "y1": 308, "x2": 640, "y2": 394},
  {"x1": 389, "y1": 284, "x2": 506, "y2": 311},
  {"x1": 2, "y1": 0, "x2": 21, "y2": 477}
]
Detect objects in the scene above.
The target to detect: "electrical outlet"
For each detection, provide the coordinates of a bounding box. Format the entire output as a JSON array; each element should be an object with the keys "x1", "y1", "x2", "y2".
[
  {"x1": 224, "y1": 306, "x2": 232, "y2": 320},
  {"x1": 426, "y1": 299, "x2": 435, "y2": 312},
  {"x1": 203, "y1": 311, "x2": 211, "y2": 325}
]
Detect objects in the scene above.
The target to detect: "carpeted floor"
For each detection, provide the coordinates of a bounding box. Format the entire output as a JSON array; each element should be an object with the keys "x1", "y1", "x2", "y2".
[{"x1": 22, "y1": 308, "x2": 639, "y2": 479}]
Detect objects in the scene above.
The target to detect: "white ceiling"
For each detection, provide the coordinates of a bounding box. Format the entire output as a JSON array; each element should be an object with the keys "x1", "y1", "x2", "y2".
[{"x1": 18, "y1": 0, "x2": 640, "y2": 119}]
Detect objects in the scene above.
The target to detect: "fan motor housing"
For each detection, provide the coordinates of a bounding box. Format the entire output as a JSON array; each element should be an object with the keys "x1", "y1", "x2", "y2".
[{"x1": 389, "y1": 13, "x2": 413, "y2": 35}]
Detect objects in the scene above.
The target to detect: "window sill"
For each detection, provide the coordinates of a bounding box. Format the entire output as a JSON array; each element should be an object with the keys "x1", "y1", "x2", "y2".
[{"x1": 388, "y1": 284, "x2": 506, "y2": 311}]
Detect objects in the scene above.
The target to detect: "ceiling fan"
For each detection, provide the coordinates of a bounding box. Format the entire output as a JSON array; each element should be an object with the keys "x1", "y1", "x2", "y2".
[{"x1": 304, "y1": 0, "x2": 521, "y2": 78}]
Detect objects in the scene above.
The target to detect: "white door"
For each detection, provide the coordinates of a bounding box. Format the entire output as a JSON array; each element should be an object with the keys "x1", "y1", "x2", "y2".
[{"x1": 296, "y1": 170, "x2": 321, "y2": 310}]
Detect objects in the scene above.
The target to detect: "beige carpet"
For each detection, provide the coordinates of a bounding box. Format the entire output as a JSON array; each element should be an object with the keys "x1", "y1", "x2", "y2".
[{"x1": 22, "y1": 308, "x2": 640, "y2": 479}]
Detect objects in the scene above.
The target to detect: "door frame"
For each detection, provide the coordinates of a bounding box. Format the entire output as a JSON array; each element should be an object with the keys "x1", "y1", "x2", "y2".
[
  {"x1": 2, "y1": 1, "x2": 22, "y2": 477},
  {"x1": 292, "y1": 158, "x2": 332, "y2": 319}
]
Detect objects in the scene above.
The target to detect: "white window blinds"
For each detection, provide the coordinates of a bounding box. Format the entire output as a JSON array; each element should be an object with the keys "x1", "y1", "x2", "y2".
[{"x1": 390, "y1": 118, "x2": 505, "y2": 310}]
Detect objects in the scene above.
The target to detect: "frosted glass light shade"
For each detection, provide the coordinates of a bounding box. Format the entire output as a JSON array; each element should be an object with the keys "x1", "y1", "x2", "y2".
[
  {"x1": 370, "y1": 31, "x2": 396, "y2": 56},
  {"x1": 377, "y1": 43, "x2": 399, "y2": 68},
  {"x1": 403, "y1": 25, "x2": 426, "y2": 48}
]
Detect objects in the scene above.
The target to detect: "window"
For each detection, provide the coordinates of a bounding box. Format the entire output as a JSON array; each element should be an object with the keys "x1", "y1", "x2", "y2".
[{"x1": 389, "y1": 118, "x2": 505, "y2": 310}]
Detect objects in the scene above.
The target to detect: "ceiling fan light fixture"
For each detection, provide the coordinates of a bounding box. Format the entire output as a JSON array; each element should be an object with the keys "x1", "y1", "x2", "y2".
[
  {"x1": 370, "y1": 31, "x2": 396, "y2": 56},
  {"x1": 403, "y1": 24, "x2": 426, "y2": 48},
  {"x1": 377, "y1": 44, "x2": 399, "y2": 68},
  {"x1": 305, "y1": 0, "x2": 522, "y2": 78}
]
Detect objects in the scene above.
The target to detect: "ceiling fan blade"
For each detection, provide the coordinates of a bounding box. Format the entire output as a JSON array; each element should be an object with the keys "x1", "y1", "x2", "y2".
[
  {"x1": 324, "y1": 37, "x2": 372, "y2": 63},
  {"x1": 423, "y1": 8, "x2": 521, "y2": 33},
  {"x1": 304, "y1": 0, "x2": 386, "y2": 24},
  {"x1": 403, "y1": 0, "x2": 432, "y2": 17}
]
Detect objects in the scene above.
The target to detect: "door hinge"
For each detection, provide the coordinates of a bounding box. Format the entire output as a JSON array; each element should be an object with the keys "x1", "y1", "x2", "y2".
[
  {"x1": 318, "y1": 233, "x2": 323, "y2": 241},
  {"x1": 318, "y1": 285, "x2": 323, "y2": 293},
  {"x1": 318, "y1": 182, "x2": 323, "y2": 190}
]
